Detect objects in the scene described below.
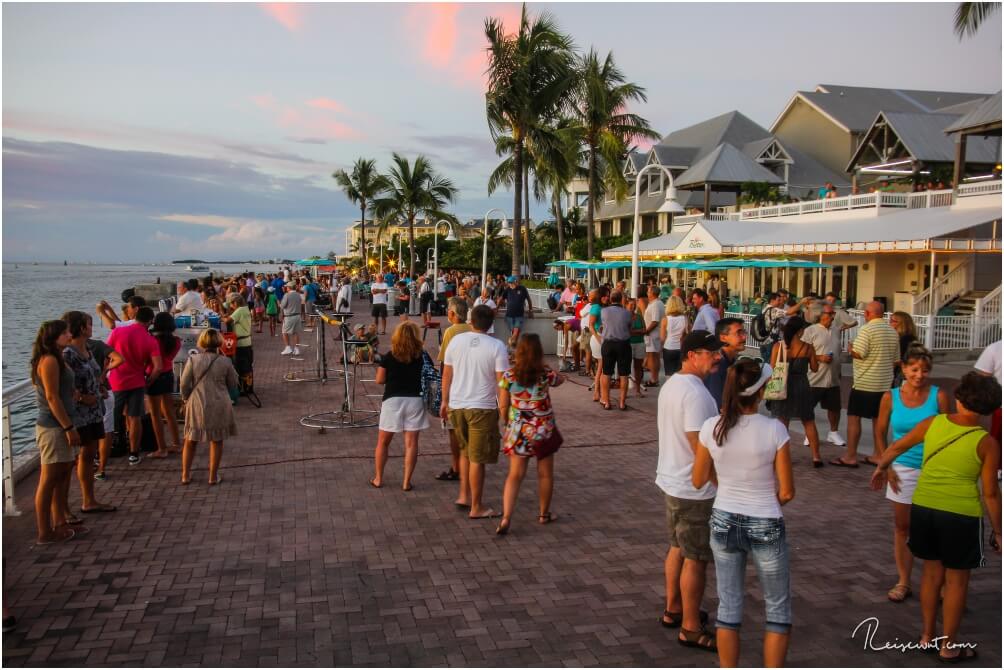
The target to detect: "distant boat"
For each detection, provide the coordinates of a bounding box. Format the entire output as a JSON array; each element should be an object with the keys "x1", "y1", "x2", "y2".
[
  {"x1": 63, "y1": 260, "x2": 68, "y2": 266},
  {"x1": 186, "y1": 265, "x2": 209, "y2": 272}
]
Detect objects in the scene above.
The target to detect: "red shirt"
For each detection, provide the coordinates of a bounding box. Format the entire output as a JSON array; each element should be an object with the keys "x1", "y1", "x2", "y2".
[{"x1": 106, "y1": 323, "x2": 159, "y2": 391}]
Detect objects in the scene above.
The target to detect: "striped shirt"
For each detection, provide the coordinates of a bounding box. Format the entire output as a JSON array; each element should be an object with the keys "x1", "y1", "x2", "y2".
[{"x1": 851, "y1": 318, "x2": 900, "y2": 392}]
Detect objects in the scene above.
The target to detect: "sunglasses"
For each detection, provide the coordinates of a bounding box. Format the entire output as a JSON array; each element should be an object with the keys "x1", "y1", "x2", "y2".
[{"x1": 737, "y1": 353, "x2": 764, "y2": 364}]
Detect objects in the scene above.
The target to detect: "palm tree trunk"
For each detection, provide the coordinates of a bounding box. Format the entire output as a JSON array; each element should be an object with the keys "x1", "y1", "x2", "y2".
[
  {"x1": 554, "y1": 190, "x2": 566, "y2": 261},
  {"x1": 523, "y1": 160, "x2": 531, "y2": 273},
  {"x1": 360, "y1": 203, "x2": 367, "y2": 279},
  {"x1": 512, "y1": 141, "x2": 523, "y2": 276},
  {"x1": 586, "y1": 145, "x2": 597, "y2": 260},
  {"x1": 407, "y1": 213, "x2": 416, "y2": 281}
]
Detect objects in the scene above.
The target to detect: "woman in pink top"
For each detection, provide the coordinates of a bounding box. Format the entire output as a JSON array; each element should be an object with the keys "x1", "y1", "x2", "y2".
[{"x1": 147, "y1": 312, "x2": 182, "y2": 458}]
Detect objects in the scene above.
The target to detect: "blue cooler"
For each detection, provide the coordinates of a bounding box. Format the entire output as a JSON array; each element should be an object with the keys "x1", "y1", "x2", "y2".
[
  {"x1": 175, "y1": 315, "x2": 192, "y2": 328},
  {"x1": 207, "y1": 315, "x2": 221, "y2": 329}
]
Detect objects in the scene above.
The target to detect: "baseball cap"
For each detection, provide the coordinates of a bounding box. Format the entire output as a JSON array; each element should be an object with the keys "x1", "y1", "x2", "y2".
[
  {"x1": 680, "y1": 330, "x2": 724, "y2": 357},
  {"x1": 507, "y1": 275, "x2": 518, "y2": 283},
  {"x1": 739, "y1": 362, "x2": 774, "y2": 397},
  {"x1": 267, "y1": 286, "x2": 275, "y2": 293}
]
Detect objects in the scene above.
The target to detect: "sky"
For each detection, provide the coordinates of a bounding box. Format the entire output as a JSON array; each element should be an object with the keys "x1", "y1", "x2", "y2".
[{"x1": 2, "y1": 1, "x2": 1001, "y2": 262}]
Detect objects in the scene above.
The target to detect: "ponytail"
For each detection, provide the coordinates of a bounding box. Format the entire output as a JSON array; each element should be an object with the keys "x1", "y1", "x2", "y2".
[{"x1": 713, "y1": 359, "x2": 764, "y2": 446}]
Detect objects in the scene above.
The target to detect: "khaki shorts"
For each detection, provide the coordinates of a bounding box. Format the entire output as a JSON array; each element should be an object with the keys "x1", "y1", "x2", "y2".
[
  {"x1": 36, "y1": 425, "x2": 77, "y2": 465},
  {"x1": 578, "y1": 330, "x2": 592, "y2": 349},
  {"x1": 448, "y1": 408, "x2": 500, "y2": 464},
  {"x1": 665, "y1": 494, "x2": 714, "y2": 562}
]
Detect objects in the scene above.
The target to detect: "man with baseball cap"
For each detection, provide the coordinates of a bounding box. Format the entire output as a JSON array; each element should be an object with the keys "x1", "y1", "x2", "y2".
[
  {"x1": 657, "y1": 330, "x2": 723, "y2": 650},
  {"x1": 499, "y1": 275, "x2": 533, "y2": 350}
]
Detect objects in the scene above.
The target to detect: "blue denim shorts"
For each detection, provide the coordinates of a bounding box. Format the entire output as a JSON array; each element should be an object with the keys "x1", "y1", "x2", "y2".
[
  {"x1": 709, "y1": 508, "x2": 791, "y2": 634},
  {"x1": 505, "y1": 316, "x2": 524, "y2": 332}
]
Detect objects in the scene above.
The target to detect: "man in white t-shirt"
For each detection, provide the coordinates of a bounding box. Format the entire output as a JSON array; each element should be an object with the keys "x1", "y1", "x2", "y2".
[
  {"x1": 173, "y1": 280, "x2": 205, "y2": 314},
  {"x1": 335, "y1": 280, "x2": 352, "y2": 315},
  {"x1": 441, "y1": 305, "x2": 509, "y2": 519},
  {"x1": 975, "y1": 340, "x2": 1002, "y2": 443},
  {"x1": 473, "y1": 288, "x2": 497, "y2": 335},
  {"x1": 644, "y1": 285, "x2": 665, "y2": 386},
  {"x1": 656, "y1": 330, "x2": 722, "y2": 640},
  {"x1": 369, "y1": 274, "x2": 389, "y2": 334},
  {"x1": 801, "y1": 305, "x2": 847, "y2": 447}
]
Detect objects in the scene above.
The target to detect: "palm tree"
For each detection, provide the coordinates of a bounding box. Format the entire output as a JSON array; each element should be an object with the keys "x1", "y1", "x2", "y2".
[
  {"x1": 532, "y1": 117, "x2": 583, "y2": 261},
  {"x1": 332, "y1": 158, "x2": 389, "y2": 278},
  {"x1": 372, "y1": 153, "x2": 458, "y2": 278},
  {"x1": 954, "y1": 2, "x2": 1000, "y2": 38},
  {"x1": 571, "y1": 49, "x2": 660, "y2": 260},
  {"x1": 485, "y1": 3, "x2": 576, "y2": 275}
]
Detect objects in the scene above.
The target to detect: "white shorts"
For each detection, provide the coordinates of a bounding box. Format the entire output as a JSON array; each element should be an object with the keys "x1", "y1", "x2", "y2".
[
  {"x1": 103, "y1": 391, "x2": 116, "y2": 433},
  {"x1": 645, "y1": 334, "x2": 662, "y2": 354},
  {"x1": 631, "y1": 342, "x2": 646, "y2": 360},
  {"x1": 378, "y1": 396, "x2": 430, "y2": 433},
  {"x1": 885, "y1": 463, "x2": 921, "y2": 505},
  {"x1": 282, "y1": 315, "x2": 303, "y2": 335},
  {"x1": 589, "y1": 336, "x2": 603, "y2": 360}
]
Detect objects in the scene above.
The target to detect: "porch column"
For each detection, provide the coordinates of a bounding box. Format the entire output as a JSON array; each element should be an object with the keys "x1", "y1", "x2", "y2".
[
  {"x1": 952, "y1": 135, "x2": 967, "y2": 194},
  {"x1": 703, "y1": 183, "x2": 711, "y2": 215},
  {"x1": 817, "y1": 252, "x2": 824, "y2": 294},
  {"x1": 851, "y1": 171, "x2": 858, "y2": 194}
]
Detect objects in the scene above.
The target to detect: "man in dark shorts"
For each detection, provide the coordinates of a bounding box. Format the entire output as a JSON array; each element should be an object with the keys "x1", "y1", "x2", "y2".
[
  {"x1": 599, "y1": 291, "x2": 633, "y2": 410},
  {"x1": 105, "y1": 306, "x2": 162, "y2": 466},
  {"x1": 499, "y1": 275, "x2": 533, "y2": 349},
  {"x1": 369, "y1": 273, "x2": 389, "y2": 334},
  {"x1": 801, "y1": 306, "x2": 847, "y2": 447}
]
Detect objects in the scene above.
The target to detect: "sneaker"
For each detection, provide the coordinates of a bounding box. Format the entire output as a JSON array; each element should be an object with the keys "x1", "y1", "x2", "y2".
[
  {"x1": 94, "y1": 472, "x2": 107, "y2": 481},
  {"x1": 827, "y1": 431, "x2": 847, "y2": 446},
  {"x1": 2, "y1": 615, "x2": 16, "y2": 633},
  {"x1": 292, "y1": 347, "x2": 301, "y2": 356},
  {"x1": 128, "y1": 454, "x2": 141, "y2": 466},
  {"x1": 280, "y1": 346, "x2": 293, "y2": 355}
]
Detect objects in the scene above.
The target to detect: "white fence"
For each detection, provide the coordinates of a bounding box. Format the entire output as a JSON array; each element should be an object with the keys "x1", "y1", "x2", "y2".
[{"x1": 2, "y1": 379, "x2": 34, "y2": 516}]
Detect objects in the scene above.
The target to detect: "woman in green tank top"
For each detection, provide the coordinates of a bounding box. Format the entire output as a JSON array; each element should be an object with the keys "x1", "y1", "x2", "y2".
[{"x1": 870, "y1": 372, "x2": 1002, "y2": 662}]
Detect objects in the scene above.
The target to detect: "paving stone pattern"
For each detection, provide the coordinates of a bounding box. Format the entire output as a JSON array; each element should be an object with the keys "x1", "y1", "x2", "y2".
[{"x1": 2, "y1": 326, "x2": 1000, "y2": 667}]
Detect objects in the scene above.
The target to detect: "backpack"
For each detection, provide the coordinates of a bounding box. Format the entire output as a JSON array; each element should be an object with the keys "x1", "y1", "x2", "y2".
[
  {"x1": 419, "y1": 351, "x2": 442, "y2": 416},
  {"x1": 753, "y1": 311, "x2": 770, "y2": 340},
  {"x1": 546, "y1": 294, "x2": 559, "y2": 310}
]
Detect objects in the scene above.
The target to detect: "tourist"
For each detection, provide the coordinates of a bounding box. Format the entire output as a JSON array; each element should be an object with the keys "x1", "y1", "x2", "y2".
[
  {"x1": 577, "y1": 289, "x2": 599, "y2": 377},
  {"x1": 628, "y1": 296, "x2": 647, "y2": 398},
  {"x1": 693, "y1": 358, "x2": 794, "y2": 666},
  {"x1": 279, "y1": 284, "x2": 304, "y2": 356},
  {"x1": 889, "y1": 311, "x2": 918, "y2": 387},
  {"x1": 435, "y1": 298, "x2": 473, "y2": 483},
  {"x1": 441, "y1": 305, "x2": 509, "y2": 519},
  {"x1": 302, "y1": 274, "x2": 320, "y2": 325},
  {"x1": 419, "y1": 274, "x2": 435, "y2": 320},
  {"x1": 60, "y1": 312, "x2": 116, "y2": 515},
  {"x1": 146, "y1": 312, "x2": 182, "y2": 459},
  {"x1": 973, "y1": 340, "x2": 1001, "y2": 444},
  {"x1": 30, "y1": 320, "x2": 79, "y2": 544},
  {"x1": 89, "y1": 324, "x2": 118, "y2": 482},
  {"x1": 660, "y1": 295, "x2": 689, "y2": 377},
  {"x1": 873, "y1": 347, "x2": 949, "y2": 603},
  {"x1": 587, "y1": 288, "x2": 609, "y2": 397},
  {"x1": 370, "y1": 321, "x2": 428, "y2": 491},
  {"x1": 656, "y1": 331, "x2": 722, "y2": 648},
  {"x1": 96, "y1": 295, "x2": 145, "y2": 330},
  {"x1": 691, "y1": 288, "x2": 719, "y2": 334},
  {"x1": 334, "y1": 278, "x2": 352, "y2": 315},
  {"x1": 395, "y1": 279, "x2": 411, "y2": 317},
  {"x1": 264, "y1": 286, "x2": 280, "y2": 336},
  {"x1": 173, "y1": 279, "x2": 205, "y2": 314},
  {"x1": 833, "y1": 301, "x2": 899, "y2": 467},
  {"x1": 179, "y1": 329, "x2": 238, "y2": 486},
  {"x1": 643, "y1": 285, "x2": 665, "y2": 387},
  {"x1": 496, "y1": 333, "x2": 565, "y2": 535},
  {"x1": 759, "y1": 293, "x2": 788, "y2": 360},
  {"x1": 599, "y1": 291, "x2": 633, "y2": 411},
  {"x1": 703, "y1": 318, "x2": 747, "y2": 410},
  {"x1": 707, "y1": 288, "x2": 725, "y2": 321},
  {"x1": 370, "y1": 273, "x2": 390, "y2": 335},
  {"x1": 203, "y1": 287, "x2": 224, "y2": 316},
  {"x1": 500, "y1": 275, "x2": 534, "y2": 350},
  {"x1": 557, "y1": 282, "x2": 577, "y2": 312},
  {"x1": 801, "y1": 305, "x2": 849, "y2": 448},
  {"x1": 252, "y1": 286, "x2": 266, "y2": 333},
  {"x1": 767, "y1": 317, "x2": 822, "y2": 466},
  {"x1": 870, "y1": 372, "x2": 1001, "y2": 661},
  {"x1": 223, "y1": 293, "x2": 254, "y2": 399},
  {"x1": 106, "y1": 306, "x2": 162, "y2": 466}
]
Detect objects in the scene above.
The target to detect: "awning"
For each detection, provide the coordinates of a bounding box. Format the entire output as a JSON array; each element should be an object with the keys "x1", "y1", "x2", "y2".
[{"x1": 295, "y1": 258, "x2": 331, "y2": 266}]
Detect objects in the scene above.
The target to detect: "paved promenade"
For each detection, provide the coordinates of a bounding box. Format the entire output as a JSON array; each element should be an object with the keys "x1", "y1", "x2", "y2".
[{"x1": 2, "y1": 325, "x2": 1000, "y2": 667}]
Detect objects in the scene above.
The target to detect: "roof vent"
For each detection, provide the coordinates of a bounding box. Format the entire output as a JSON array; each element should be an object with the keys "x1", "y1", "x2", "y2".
[{"x1": 839, "y1": 92, "x2": 844, "y2": 96}]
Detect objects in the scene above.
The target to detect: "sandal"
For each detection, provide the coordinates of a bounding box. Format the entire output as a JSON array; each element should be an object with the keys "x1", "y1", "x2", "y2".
[
  {"x1": 64, "y1": 513, "x2": 84, "y2": 526},
  {"x1": 496, "y1": 519, "x2": 510, "y2": 536},
  {"x1": 538, "y1": 512, "x2": 557, "y2": 524},
  {"x1": 661, "y1": 609, "x2": 709, "y2": 629},
  {"x1": 887, "y1": 583, "x2": 912, "y2": 602},
  {"x1": 434, "y1": 469, "x2": 459, "y2": 481},
  {"x1": 828, "y1": 458, "x2": 859, "y2": 468},
  {"x1": 939, "y1": 647, "x2": 978, "y2": 664},
  {"x1": 861, "y1": 457, "x2": 880, "y2": 467},
  {"x1": 209, "y1": 474, "x2": 223, "y2": 486},
  {"x1": 678, "y1": 626, "x2": 717, "y2": 651}
]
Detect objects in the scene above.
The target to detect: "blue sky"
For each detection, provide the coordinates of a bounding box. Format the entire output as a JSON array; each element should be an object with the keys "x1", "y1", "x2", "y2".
[{"x1": 3, "y1": 2, "x2": 1001, "y2": 262}]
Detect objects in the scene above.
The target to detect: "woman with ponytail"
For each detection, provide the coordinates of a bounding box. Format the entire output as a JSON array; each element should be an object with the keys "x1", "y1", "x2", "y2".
[{"x1": 693, "y1": 358, "x2": 795, "y2": 667}]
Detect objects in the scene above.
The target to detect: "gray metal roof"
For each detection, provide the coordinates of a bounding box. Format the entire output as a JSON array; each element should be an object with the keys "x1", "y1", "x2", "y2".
[
  {"x1": 879, "y1": 112, "x2": 999, "y2": 163},
  {"x1": 603, "y1": 229, "x2": 691, "y2": 255},
  {"x1": 625, "y1": 151, "x2": 647, "y2": 172},
  {"x1": 798, "y1": 84, "x2": 991, "y2": 133},
  {"x1": 649, "y1": 144, "x2": 698, "y2": 167},
  {"x1": 741, "y1": 138, "x2": 778, "y2": 161},
  {"x1": 675, "y1": 143, "x2": 786, "y2": 188},
  {"x1": 657, "y1": 110, "x2": 770, "y2": 157},
  {"x1": 592, "y1": 185, "x2": 738, "y2": 221},
  {"x1": 945, "y1": 91, "x2": 1002, "y2": 134}
]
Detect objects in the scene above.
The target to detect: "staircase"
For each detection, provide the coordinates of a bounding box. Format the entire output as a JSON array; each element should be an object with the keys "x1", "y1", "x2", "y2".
[{"x1": 943, "y1": 290, "x2": 991, "y2": 317}]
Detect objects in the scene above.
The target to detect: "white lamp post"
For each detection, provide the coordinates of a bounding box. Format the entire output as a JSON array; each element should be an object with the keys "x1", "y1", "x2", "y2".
[
  {"x1": 632, "y1": 164, "x2": 685, "y2": 298},
  {"x1": 432, "y1": 219, "x2": 456, "y2": 286},
  {"x1": 482, "y1": 208, "x2": 510, "y2": 290}
]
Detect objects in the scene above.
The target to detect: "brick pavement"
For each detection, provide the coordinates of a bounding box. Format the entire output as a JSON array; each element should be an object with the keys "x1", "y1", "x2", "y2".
[{"x1": 2, "y1": 323, "x2": 1000, "y2": 667}]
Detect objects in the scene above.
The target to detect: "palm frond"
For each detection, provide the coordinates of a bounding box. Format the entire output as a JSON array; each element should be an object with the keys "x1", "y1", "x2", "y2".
[{"x1": 954, "y1": 2, "x2": 1000, "y2": 38}]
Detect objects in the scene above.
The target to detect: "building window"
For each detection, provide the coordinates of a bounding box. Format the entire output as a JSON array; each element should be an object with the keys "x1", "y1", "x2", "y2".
[{"x1": 648, "y1": 173, "x2": 662, "y2": 195}]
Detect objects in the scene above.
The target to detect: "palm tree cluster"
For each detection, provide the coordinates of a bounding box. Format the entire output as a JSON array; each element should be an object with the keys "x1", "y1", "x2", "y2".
[
  {"x1": 485, "y1": 3, "x2": 659, "y2": 269},
  {"x1": 333, "y1": 154, "x2": 458, "y2": 278}
]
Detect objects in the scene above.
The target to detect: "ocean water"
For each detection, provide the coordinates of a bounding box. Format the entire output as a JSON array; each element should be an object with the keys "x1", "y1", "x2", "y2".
[{"x1": 1, "y1": 262, "x2": 282, "y2": 457}]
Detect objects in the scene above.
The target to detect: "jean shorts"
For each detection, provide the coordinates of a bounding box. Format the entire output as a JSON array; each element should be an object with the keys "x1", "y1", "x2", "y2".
[
  {"x1": 505, "y1": 316, "x2": 524, "y2": 333},
  {"x1": 709, "y1": 508, "x2": 792, "y2": 634}
]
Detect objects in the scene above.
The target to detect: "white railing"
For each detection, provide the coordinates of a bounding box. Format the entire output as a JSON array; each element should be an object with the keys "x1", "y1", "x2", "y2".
[
  {"x1": 527, "y1": 288, "x2": 552, "y2": 311},
  {"x1": 976, "y1": 285, "x2": 1001, "y2": 319},
  {"x1": 957, "y1": 180, "x2": 1003, "y2": 197},
  {"x1": 912, "y1": 260, "x2": 971, "y2": 315},
  {"x1": 2, "y1": 379, "x2": 34, "y2": 516},
  {"x1": 907, "y1": 190, "x2": 954, "y2": 209}
]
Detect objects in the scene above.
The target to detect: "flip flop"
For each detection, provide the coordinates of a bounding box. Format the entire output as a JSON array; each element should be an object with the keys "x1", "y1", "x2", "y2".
[
  {"x1": 861, "y1": 457, "x2": 881, "y2": 467},
  {"x1": 434, "y1": 469, "x2": 459, "y2": 481},
  {"x1": 469, "y1": 509, "x2": 497, "y2": 520},
  {"x1": 79, "y1": 504, "x2": 117, "y2": 513},
  {"x1": 454, "y1": 502, "x2": 471, "y2": 509},
  {"x1": 209, "y1": 474, "x2": 223, "y2": 486},
  {"x1": 828, "y1": 458, "x2": 859, "y2": 468},
  {"x1": 402, "y1": 484, "x2": 413, "y2": 492},
  {"x1": 938, "y1": 648, "x2": 978, "y2": 664},
  {"x1": 368, "y1": 479, "x2": 382, "y2": 489},
  {"x1": 538, "y1": 512, "x2": 557, "y2": 524},
  {"x1": 35, "y1": 528, "x2": 75, "y2": 546}
]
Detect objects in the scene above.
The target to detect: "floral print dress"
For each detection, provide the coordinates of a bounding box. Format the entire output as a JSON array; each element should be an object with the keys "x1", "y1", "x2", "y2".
[{"x1": 500, "y1": 369, "x2": 563, "y2": 457}]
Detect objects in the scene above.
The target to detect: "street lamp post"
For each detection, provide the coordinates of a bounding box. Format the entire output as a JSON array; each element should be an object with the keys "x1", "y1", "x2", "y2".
[
  {"x1": 431, "y1": 219, "x2": 457, "y2": 288},
  {"x1": 632, "y1": 164, "x2": 685, "y2": 298},
  {"x1": 482, "y1": 208, "x2": 511, "y2": 291}
]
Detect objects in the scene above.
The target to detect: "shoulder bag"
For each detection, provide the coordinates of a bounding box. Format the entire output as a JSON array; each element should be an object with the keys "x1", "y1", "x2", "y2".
[{"x1": 763, "y1": 340, "x2": 789, "y2": 401}]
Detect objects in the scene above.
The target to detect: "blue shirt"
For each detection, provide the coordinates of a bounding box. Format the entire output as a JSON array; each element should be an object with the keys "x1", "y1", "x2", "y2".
[
  {"x1": 304, "y1": 283, "x2": 319, "y2": 302},
  {"x1": 271, "y1": 277, "x2": 285, "y2": 295},
  {"x1": 892, "y1": 385, "x2": 940, "y2": 469},
  {"x1": 693, "y1": 304, "x2": 719, "y2": 334},
  {"x1": 703, "y1": 350, "x2": 736, "y2": 410},
  {"x1": 503, "y1": 286, "x2": 532, "y2": 318}
]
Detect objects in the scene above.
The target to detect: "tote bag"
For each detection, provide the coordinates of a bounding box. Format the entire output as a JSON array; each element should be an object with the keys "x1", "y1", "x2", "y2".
[{"x1": 763, "y1": 340, "x2": 789, "y2": 401}]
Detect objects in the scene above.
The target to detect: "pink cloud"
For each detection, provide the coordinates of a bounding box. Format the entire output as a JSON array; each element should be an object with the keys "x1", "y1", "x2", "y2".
[
  {"x1": 306, "y1": 97, "x2": 347, "y2": 113},
  {"x1": 260, "y1": 3, "x2": 303, "y2": 32},
  {"x1": 251, "y1": 93, "x2": 276, "y2": 109},
  {"x1": 421, "y1": 3, "x2": 460, "y2": 67}
]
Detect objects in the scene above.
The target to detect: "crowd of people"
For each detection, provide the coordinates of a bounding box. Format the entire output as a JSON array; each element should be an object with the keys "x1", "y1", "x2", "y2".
[{"x1": 22, "y1": 262, "x2": 1003, "y2": 667}]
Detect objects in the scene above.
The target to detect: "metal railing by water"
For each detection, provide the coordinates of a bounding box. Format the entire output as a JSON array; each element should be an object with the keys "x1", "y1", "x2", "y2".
[{"x1": 2, "y1": 378, "x2": 34, "y2": 516}]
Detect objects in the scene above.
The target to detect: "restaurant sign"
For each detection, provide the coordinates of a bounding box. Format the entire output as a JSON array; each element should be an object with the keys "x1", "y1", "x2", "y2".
[{"x1": 677, "y1": 224, "x2": 722, "y2": 255}]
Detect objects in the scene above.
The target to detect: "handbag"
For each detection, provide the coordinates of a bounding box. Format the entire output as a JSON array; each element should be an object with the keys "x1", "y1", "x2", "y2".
[
  {"x1": 763, "y1": 340, "x2": 789, "y2": 401},
  {"x1": 419, "y1": 351, "x2": 442, "y2": 416}
]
